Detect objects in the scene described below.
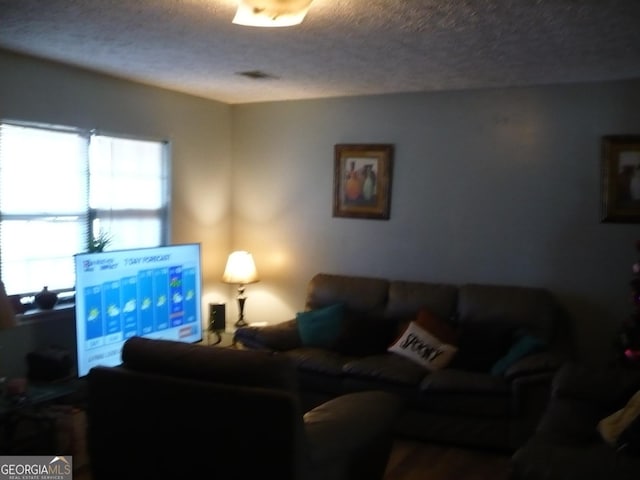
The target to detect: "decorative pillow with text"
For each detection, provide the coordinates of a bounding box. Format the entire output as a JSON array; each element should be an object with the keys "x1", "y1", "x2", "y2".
[{"x1": 388, "y1": 321, "x2": 458, "y2": 371}]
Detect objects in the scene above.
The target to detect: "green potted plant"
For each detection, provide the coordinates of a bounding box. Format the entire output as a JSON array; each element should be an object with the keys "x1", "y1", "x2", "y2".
[{"x1": 88, "y1": 229, "x2": 113, "y2": 252}]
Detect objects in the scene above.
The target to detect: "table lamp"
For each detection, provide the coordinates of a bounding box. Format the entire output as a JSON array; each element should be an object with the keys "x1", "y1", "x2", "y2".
[{"x1": 222, "y1": 251, "x2": 259, "y2": 327}]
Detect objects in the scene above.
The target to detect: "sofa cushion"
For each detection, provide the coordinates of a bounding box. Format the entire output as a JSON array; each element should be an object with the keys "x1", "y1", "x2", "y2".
[
  {"x1": 387, "y1": 320, "x2": 458, "y2": 371},
  {"x1": 296, "y1": 303, "x2": 345, "y2": 349},
  {"x1": 342, "y1": 353, "x2": 428, "y2": 386},
  {"x1": 419, "y1": 369, "x2": 511, "y2": 418},
  {"x1": 420, "y1": 368, "x2": 510, "y2": 395},
  {"x1": 282, "y1": 347, "x2": 348, "y2": 376}
]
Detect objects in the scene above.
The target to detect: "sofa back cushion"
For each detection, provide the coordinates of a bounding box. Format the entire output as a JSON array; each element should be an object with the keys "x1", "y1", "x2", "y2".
[
  {"x1": 456, "y1": 283, "x2": 561, "y2": 344},
  {"x1": 122, "y1": 336, "x2": 299, "y2": 393},
  {"x1": 386, "y1": 280, "x2": 458, "y2": 323},
  {"x1": 305, "y1": 273, "x2": 389, "y2": 313}
]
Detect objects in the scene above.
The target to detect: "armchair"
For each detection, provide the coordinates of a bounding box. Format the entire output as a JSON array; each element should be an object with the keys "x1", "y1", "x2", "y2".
[
  {"x1": 86, "y1": 337, "x2": 403, "y2": 480},
  {"x1": 510, "y1": 362, "x2": 640, "y2": 480}
]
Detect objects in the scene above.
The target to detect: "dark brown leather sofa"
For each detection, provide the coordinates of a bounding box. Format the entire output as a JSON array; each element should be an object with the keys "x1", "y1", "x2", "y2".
[
  {"x1": 235, "y1": 272, "x2": 573, "y2": 452},
  {"x1": 86, "y1": 336, "x2": 403, "y2": 480},
  {"x1": 510, "y1": 363, "x2": 640, "y2": 480}
]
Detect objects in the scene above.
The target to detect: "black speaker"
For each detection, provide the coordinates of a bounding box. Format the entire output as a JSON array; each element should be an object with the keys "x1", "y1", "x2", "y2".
[{"x1": 209, "y1": 303, "x2": 226, "y2": 332}]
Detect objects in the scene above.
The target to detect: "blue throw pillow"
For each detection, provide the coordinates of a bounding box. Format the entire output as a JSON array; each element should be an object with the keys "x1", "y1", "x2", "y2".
[
  {"x1": 296, "y1": 303, "x2": 345, "y2": 348},
  {"x1": 490, "y1": 334, "x2": 547, "y2": 376}
]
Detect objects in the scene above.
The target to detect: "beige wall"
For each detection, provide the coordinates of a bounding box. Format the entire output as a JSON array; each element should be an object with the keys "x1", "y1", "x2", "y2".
[{"x1": 1, "y1": 48, "x2": 640, "y2": 375}]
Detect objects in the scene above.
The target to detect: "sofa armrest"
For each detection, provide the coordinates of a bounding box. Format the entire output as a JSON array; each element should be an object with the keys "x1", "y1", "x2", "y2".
[
  {"x1": 234, "y1": 319, "x2": 302, "y2": 351},
  {"x1": 509, "y1": 371, "x2": 557, "y2": 446},
  {"x1": 303, "y1": 390, "x2": 403, "y2": 464},
  {"x1": 504, "y1": 351, "x2": 566, "y2": 381}
]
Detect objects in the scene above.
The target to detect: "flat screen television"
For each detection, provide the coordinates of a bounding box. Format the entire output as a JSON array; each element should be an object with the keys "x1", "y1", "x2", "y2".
[{"x1": 74, "y1": 243, "x2": 203, "y2": 377}]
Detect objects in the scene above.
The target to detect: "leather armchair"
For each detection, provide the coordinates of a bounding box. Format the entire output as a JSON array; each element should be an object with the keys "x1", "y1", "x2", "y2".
[{"x1": 86, "y1": 337, "x2": 403, "y2": 480}]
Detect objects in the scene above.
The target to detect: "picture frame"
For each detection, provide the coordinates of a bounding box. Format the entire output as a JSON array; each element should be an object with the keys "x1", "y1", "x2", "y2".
[
  {"x1": 333, "y1": 144, "x2": 394, "y2": 220},
  {"x1": 601, "y1": 135, "x2": 640, "y2": 223}
]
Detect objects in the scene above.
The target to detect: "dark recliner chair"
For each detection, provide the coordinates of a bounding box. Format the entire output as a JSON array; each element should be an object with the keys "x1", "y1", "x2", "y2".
[
  {"x1": 510, "y1": 362, "x2": 640, "y2": 480},
  {"x1": 86, "y1": 336, "x2": 403, "y2": 480}
]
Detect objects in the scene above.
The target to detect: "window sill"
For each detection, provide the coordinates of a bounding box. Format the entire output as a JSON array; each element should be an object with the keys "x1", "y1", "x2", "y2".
[{"x1": 16, "y1": 304, "x2": 75, "y2": 325}]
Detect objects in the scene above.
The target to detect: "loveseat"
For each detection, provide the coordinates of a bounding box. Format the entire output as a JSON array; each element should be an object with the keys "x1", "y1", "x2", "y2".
[
  {"x1": 86, "y1": 336, "x2": 403, "y2": 480},
  {"x1": 510, "y1": 362, "x2": 640, "y2": 480},
  {"x1": 235, "y1": 272, "x2": 573, "y2": 452}
]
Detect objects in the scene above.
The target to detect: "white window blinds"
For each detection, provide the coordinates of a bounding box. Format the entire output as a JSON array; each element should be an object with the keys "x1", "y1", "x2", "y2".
[{"x1": 89, "y1": 135, "x2": 167, "y2": 250}]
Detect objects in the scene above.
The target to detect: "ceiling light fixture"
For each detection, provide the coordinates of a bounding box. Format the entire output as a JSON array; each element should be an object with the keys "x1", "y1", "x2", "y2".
[{"x1": 233, "y1": 0, "x2": 314, "y2": 27}]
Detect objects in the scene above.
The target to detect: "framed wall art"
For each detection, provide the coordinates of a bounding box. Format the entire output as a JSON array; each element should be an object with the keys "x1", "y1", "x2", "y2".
[
  {"x1": 601, "y1": 135, "x2": 640, "y2": 223},
  {"x1": 333, "y1": 144, "x2": 394, "y2": 220}
]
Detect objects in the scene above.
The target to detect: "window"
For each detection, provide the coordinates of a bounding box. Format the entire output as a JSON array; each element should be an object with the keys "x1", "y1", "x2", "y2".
[{"x1": 0, "y1": 121, "x2": 169, "y2": 296}]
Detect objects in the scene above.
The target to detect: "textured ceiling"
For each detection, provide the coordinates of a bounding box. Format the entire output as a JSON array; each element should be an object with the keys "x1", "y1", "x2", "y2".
[{"x1": 1, "y1": 0, "x2": 639, "y2": 104}]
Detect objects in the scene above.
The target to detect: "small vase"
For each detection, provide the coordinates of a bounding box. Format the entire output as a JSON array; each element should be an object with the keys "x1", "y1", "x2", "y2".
[{"x1": 34, "y1": 286, "x2": 58, "y2": 310}]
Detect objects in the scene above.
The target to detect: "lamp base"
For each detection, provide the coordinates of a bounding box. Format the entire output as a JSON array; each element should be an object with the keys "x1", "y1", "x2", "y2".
[
  {"x1": 209, "y1": 331, "x2": 222, "y2": 346},
  {"x1": 235, "y1": 295, "x2": 248, "y2": 328},
  {"x1": 234, "y1": 318, "x2": 248, "y2": 328}
]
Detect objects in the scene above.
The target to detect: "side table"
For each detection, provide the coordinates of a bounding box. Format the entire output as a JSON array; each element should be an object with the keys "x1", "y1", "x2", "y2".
[
  {"x1": 206, "y1": 322, "x2": 267, "y2": 349},
  {"x1": 206, "y1": 330, "x2": 236, "y2": 348}
]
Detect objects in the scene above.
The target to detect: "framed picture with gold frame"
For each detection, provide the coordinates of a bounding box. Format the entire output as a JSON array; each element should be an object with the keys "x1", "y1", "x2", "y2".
[
  {"x1": 601, "y1": 135, "x2": 640, "y2": 223},
  {"x1": 333, "y1": 144, "x2": 394, "y2": 220}
]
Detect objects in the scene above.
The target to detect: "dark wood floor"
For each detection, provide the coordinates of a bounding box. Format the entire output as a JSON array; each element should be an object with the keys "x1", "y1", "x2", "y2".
[
  {"x1": 74, "y1": 438, "x2": 512, "y2": 480},
  {"x1": 384, "y1": 439, "x2": 512, "y2": 480}
]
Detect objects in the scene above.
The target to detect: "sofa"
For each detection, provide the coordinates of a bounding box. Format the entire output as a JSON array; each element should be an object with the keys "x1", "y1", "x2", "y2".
[
  {"x1": 235, "y1": 272, "x2": 573, "y2": 452},
  {"x1": 86, "y1": 336, "x2": 403, "y2": 480},
  {"x1": 510, "y1": 362, "x2": 640, "y2": 480}
]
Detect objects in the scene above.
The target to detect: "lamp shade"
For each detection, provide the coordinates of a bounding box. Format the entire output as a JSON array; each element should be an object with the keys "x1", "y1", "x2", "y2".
[
  {"x1": 222, "y1": 251, "x2": 259, "y2": 285},
  {"x1": 0, "y1": 280, "x2": 16, "y2": 330},
  {"x1": 233, "y1": 0, "x2": 313, "y2": 27}
]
